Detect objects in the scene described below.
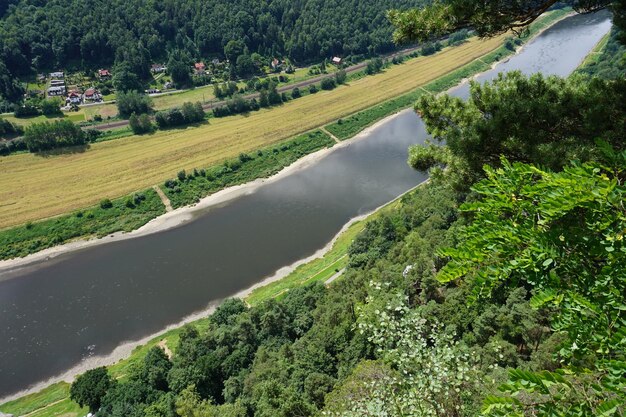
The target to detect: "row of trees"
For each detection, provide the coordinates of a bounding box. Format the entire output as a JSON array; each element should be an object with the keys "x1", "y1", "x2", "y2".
[{"x1": 155, "y1": 102, "x2": 205, "y2": 128}]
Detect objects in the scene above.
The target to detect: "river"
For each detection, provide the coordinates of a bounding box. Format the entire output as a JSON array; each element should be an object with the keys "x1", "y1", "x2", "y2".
[{"x1": 0, "y1": 11, "x2": 612, "y2": 400}]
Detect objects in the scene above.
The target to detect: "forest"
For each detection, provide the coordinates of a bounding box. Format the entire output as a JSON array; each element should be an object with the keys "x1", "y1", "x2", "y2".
[{"x1": 0, "y1": 0, "x2": 424, "y2": 102}]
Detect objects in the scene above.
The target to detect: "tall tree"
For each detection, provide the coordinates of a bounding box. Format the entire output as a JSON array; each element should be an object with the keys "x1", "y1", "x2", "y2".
[
  {"x1": 70, "y1": 367, "x2": 114, "y2": 413},
  {"x1": 167, "y1": 50, "x2": 192, "y2": 88}
]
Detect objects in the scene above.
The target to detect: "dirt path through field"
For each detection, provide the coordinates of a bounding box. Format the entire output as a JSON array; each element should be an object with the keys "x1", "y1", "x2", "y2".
[{"x1": 153, "y1": 185, "x2": 173, "y2": 212}]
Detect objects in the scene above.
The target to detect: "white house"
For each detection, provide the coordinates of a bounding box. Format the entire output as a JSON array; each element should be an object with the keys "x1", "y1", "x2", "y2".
[
  {"x1": 50, "y1": 71, "x2": 64, "y2": 79},
  {"x1": 48, "y1": 86, "x2": 66, "y2": 96}
]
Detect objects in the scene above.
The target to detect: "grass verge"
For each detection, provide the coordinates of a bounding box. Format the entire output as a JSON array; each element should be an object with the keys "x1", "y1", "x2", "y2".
[{"x1": 162, "y1": 130, "x2": 335, "y2": 208}]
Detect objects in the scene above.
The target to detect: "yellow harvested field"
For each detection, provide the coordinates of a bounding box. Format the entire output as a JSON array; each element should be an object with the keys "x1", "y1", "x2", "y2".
[{"x1": 0, "y1": 35, "x2": 504, "y2": 228}]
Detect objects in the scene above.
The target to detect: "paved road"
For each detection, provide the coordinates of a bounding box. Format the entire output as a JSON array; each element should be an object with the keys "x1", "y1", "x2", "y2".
[{"x1": 91, "y1": 45, "x2": 421, "y2": 132}]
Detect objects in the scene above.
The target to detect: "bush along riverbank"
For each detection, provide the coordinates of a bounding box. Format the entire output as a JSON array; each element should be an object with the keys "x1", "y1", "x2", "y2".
[
  {"x1": 0, "y1": 9, "x2": 571, "y2": 262},
  {"x1": 0, "y1": 190, "x2": 165, "y2": 260},
  {"x1": 162, "y1": 130, "x2": 335, "y2": 208}
]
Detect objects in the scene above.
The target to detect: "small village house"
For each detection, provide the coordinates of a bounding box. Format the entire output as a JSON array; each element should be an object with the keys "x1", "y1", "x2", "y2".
[
  {"x1": 194, "y1": 62, "x2": 206, "y2": 74},
  {"x1": 83, "y1": 87, "x2": 102, "y2": 102},
  {"x1": 331, "y1": 56, "x2": 342, "y2": 65},
  {"x1": 66, "y1": 91, "x2": 82, "y2": 105},
  {"x1": 47, "y1": 85, "x2": 66, "y2": 96},
  {"x1": 98, "y1": 69, "x2": 111, "y2": 79},
  {"x1": 151, "y1": 64, "x2": 167, "y2": 73}
]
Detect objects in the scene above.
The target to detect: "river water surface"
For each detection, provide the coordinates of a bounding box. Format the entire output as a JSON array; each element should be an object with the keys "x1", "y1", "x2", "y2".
[{"x1": 0, "y1": 11, "x2": 611, "y2": 399}]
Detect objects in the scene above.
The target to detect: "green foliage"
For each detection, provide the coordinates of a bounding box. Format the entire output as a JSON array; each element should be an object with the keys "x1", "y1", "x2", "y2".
[
  {"x1": 23, "y1": 119, "x2": 86, "y2": 152},
  {"x1": 40, "y1": 98, "x2": 63, "y2": 116},
  {"x1": 167, "y1": 50, "x2": 193, "y2": 88},
  {"x1": 113, "y1": 61, "x2": 144, "y2": 92},
  {"x1": 155, "y1": 102, "x2": 204, "y2": 128},
  {"x1": 437, "y1": 156, "x2": 626, "y2": 416},
  {"x1": 365, "y1": 57, "x2": 384, "y2": 74},
  {"x1": 578, "y1": 27, "x2": 626, "y2": 79},
  {"x1": 388, "y1": 1, "x2": 611, "y2": 43},
  {"x1": 414, "y1": 72, "x2": 626, "y2": 190},
  {"x1": 320, "y1": 77, "x2": 337, "y2": 90},
  {"x1": 70, "y1": 367, "x2": 114, "y2": 413},
  {"x1": 329, "y1": 295, "x2": 480, "y2": 417},
  {"x1": 0, "y1": 118, "x2": 24, "y2": 142},
  {"x1": 129, "y1": 113, "x2": 155, "y2": 134},
  {"x1": 14, "y1": 100, "x2": 41, "y2": 118},
  {"x1": 0, "y1": 60, "x2": 25, "y2": 102},
  {"x1": 335, "y1": 69, "x2": 347, "y2": 84},
  {"x1": 0, "y1": 188, "x2": 165, "y2": 260},
  {"x1": 162, "y1": 130, "x2": 335, "y2": 208},
  {"x1": 116, "y1": 90, "x2": 153, "y2": 118}
]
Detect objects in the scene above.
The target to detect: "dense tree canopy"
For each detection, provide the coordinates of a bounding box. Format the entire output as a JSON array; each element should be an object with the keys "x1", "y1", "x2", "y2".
[
  {"x1": 0, "y1": 0, "x2": 424, "y2": 80},
  {"x1": 409, "y1": 72, "x2": 626, "y2": 189}
]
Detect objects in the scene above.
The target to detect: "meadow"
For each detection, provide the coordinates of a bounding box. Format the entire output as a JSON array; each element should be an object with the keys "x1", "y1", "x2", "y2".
[{"x1": 0, "y1": 34, "x2": 505, "y2": 229}]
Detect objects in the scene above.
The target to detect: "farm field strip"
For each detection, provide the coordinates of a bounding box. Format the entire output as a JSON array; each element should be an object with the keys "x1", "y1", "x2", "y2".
[{"x1": 0, "y1": 34, "x2": 505, "y2": 228}]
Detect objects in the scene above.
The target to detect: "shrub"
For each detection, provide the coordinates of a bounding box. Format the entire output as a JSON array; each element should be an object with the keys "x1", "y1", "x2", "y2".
[
  {"x1": 309, "y1": 84, "x2": 319, "y2": 94},
  {"x1": 23, "y1": 119, "x2": 86, "y2": 152},
  {"x1": 100, "y1": 199, "x2": 113, "y2": 209},
  {"x1": 0, "y1": 118, "x2": 24, "y2": 138},
  {"x1": 14, "y1": 100, "x2": 41, "y2": 118},
  {"x1": 365, "y1": 58, "x2": 384, "y2": 75},
  {"x1": 335, "y1": 69, "x2": 347, "y2": 84},
  {"x1": 504, "y1": 38, "x2": 516, "y2": 51},
  {"x1": 116, "y1": 90, "x2": 153, "y2": 118},
  {"x1": 291, "y1": 87, "x2": 301, "y2": 99},
  {"x1": 177, "y1": 170, "x2": 187, "y2": 181},
  {"x1": 84, "y1": 129, "x2": 103, "y2": 142},
  {"x1": 129, "y1": 113, "x2": 154, "y2": 134},
  {"x1": 321, "y1": 77, "x2": 337, "y2": 90}
]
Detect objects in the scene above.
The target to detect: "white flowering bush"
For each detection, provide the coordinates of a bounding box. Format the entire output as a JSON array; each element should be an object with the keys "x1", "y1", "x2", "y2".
[{"x1": 326, "y1": 286, "x2": 480, "y2": 417}]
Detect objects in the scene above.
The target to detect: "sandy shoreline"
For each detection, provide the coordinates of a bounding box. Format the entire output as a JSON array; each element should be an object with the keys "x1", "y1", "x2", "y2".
[{"x1": 0, "y1": 12, "x2": 580, "y2": 403}]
